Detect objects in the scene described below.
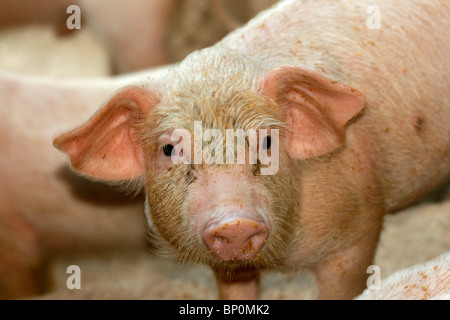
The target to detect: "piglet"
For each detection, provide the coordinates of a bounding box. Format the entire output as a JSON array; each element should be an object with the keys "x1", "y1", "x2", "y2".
[{"x1": 54, "y1": 0, "x2": 450, "y2": 299}]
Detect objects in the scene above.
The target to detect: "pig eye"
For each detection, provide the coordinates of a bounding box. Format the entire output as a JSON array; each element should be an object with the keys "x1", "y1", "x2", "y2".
[
  {"x1": 262, "y1": 136, "x2": 271, "y2": 150},
  {"x1": 162, "y1": 144, "x2": 174, "y2": 157}
]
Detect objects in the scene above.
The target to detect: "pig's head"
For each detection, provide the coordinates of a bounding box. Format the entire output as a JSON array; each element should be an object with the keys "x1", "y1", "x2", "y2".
[{"x1": 54, "y1": 50, "x2": 365, "y2": 274}]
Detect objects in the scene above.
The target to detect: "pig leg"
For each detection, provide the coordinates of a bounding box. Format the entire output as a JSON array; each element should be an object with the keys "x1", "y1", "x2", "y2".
[
  {"x1": 214, "y1": 268, "x2": 260, "y2": 300},
  {"x1": 0, "y1": 245, "x2": 43, "y2": 299},
  {"x1": 0, "y1": 206, "x2": 43, "y2": 299},
  {"x1": 312, "y1": 229, "x2": 381, "y2": 300}
]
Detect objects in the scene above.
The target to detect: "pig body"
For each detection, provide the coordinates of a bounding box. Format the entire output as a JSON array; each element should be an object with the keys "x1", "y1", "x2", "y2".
[
  {"x1": 218, "y1": 0, "x2": 450, "y2": 212},
  {"x1": 213, "y1": 0, "x2": 450, "y2": 298},
  {"x1": 0, "y1": 68, "x2": 167, "y2": 299},
  {"x1": 55, "y1": 0, "x2": 450, "y2": 299}
]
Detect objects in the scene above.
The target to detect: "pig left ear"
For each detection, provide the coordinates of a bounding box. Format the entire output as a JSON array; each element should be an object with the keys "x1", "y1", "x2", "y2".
[
  {"x1": 54, "y1": 86, "x2": 159, "y2": 181},
  {"x1": 262, "y1": 66, "x2": 366, "y2": 159}
]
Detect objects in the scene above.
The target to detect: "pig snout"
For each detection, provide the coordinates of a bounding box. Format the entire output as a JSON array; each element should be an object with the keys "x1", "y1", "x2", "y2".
[{"x1": 203, "y1": 215, "x2": 268, "y2": 261}]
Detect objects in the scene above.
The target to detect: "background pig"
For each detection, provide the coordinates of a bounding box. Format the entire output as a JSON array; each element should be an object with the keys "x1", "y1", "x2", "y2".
[
  {"x1": 0, "y1": 0, "x2": 176, "y2": 72},
  {"x1": 55, "y1": 0, "x2": 450, "y2": 300},
  {"x1": 0, "y1": 0, "x2": 278, "y2": 73},
  {"x1": 356, "y1": 252, "x2": 450, "y2": 300},
  {"x1": 79, "y1": 0, "x2": 176, "y2": 72},
  {"x1": 0, "y1": 68, "x2": 169, "y2": 299}
]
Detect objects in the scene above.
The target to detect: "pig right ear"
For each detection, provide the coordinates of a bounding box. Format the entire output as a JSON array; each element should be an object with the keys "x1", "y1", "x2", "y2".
[
  {"x1": 262, "y1": 66, "x2": 366, "y2": 160},
  {"x1": 53, "y1": 86, "x2": 159, "y2": 181}
]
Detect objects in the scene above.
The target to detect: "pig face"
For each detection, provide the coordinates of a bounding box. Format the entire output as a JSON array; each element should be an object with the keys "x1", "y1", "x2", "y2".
[
  {"x1": 140, "y1": 80, "x2": 299, "y2": 270},
  {"x1": 54, "y1": 49, "x2": 365, "y2": 273}
]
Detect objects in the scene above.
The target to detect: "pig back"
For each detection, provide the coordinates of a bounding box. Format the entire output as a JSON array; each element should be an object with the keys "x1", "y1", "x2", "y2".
[{"x1": 217, "y1": 0, "x2": 450, "y2": 211}]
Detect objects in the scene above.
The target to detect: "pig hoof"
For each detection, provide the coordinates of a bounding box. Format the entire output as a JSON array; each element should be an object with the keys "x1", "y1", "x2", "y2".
[{"x1": 203, "y1": 217, "x2": 268, "y2": 261}]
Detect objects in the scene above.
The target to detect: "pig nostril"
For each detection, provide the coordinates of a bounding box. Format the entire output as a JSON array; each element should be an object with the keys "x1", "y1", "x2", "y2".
[
  {"x1": 248, "y1": 233, "x2": 266, "y2": 249},
  {"x1": 247, "y1": 232, "x2": 263, "y2": 242},
  {"x1": 213, "y1": 236, "x2": 230, "y2": 244}
]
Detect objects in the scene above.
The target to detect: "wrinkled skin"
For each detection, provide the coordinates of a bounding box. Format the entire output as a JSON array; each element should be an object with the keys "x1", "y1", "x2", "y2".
[{"x1": 55, "y1": 0, "x2": 450, "y2": 299}]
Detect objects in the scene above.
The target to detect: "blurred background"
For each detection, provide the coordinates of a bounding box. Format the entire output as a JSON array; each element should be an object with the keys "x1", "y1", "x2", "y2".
[
  {"x1": 0, "y1": 0, "x2": 278, "y2": 77},
  {"x1": 0, "y1": 0, "x2": 448, "y2": 300}
]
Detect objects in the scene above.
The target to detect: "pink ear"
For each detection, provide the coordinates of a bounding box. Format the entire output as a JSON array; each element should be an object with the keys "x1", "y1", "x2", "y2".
[
  {"x1": 54, "y1": 86, "x2": 159, "y2": 181},
  {"x1": 262, "y1": 66, "x2": 366, "y2": 159}
]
